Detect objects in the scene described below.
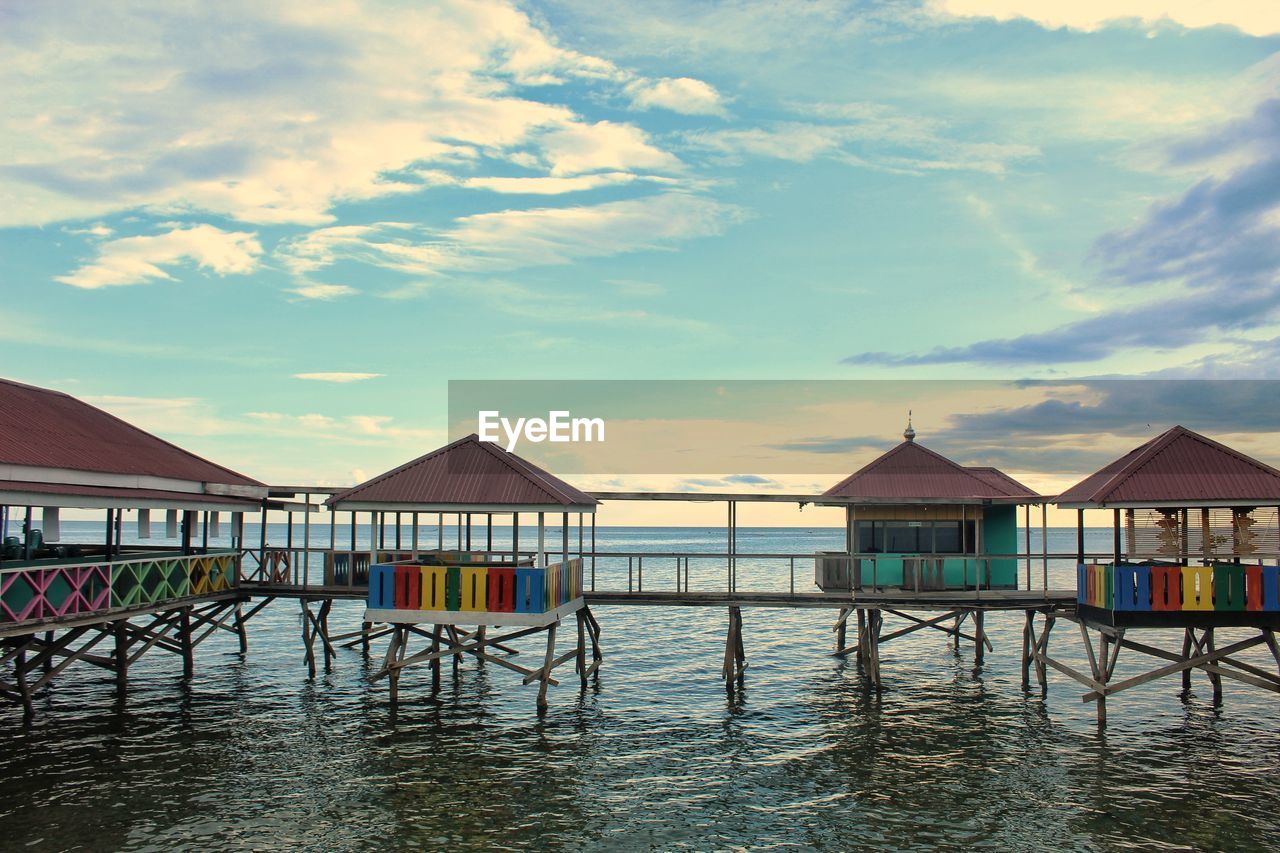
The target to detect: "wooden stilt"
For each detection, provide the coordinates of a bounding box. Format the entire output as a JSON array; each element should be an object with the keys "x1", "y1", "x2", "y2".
[
  {"x1": 537, "y1": 621, "x2": 558, "y2": 710},
  {"x1": 1205, "y1": 628, "x2": 1223, "y2": 705},
  {"x1": 301, "y1": 600, "x2": 317, "y2": 678},
  {"x1": 576, "y1": 610, "x2": 587, "y2": 686},
  {"x1": 387, "y1": 626, "x2": 404, "y2": 713},
  {"x1": 318, "y1": 599, "x2": 334, "y2": 670},
  {"x1": 1020, "y1": 610, "x2": 1033, "y2": 689},
  {"x1": 1181, "y1": 628, "x2": 1194, "y2": 693},
  {"x1": 234, "y1": 603, "x2": 248, "y2": 656},
  {"x1": 430, "y1": 624, "x2": 441, "y2": 691},
  {"x1": 973, "y1": 610, "x2": 986, "y2": 666},
  {"x1": 179, "y1": 606, "x2": 194, "y2": 679},
  {"x1": 114, "y1": 620, "x2": 128, "y2": 695},
  {"x1": 834, "y1": 607, "x2": 849, "y2": 656}
]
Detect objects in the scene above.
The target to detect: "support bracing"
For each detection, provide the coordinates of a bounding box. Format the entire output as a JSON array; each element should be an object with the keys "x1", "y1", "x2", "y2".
[{"x1": 1, "y1": 596, "x2": 259, "y2": 716}]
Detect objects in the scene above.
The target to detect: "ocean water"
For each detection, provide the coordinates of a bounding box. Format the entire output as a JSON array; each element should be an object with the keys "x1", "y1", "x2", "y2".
[{"x1": 2, "y1": 524, "x2": 1279, "y2": 851}]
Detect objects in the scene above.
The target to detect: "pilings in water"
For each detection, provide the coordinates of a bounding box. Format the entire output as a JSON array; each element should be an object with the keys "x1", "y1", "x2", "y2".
[
  {"x1": 0, "y1": 596, "x2": 260, "y2": 718},
  {"x1": 371, "y1": 604, "x2": 603, "y2": 715},
  {"x1": 1022, "y1": 611, "x2": 1280, "y2": 727},
  {"x1": 299, "y1": 598, "x2": 335, "y2": 678},
  {"x1": 832, "y1": 606, "x2": 992, "y2": 688},
  {"x1": 721, "y1": 606, "x2": 746, "y2": 686}
]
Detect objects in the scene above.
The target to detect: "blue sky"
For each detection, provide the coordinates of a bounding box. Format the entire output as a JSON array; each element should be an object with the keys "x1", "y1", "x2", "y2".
[{"x1": 3, "y1": 0, "x2": 1280, "y2": 507}]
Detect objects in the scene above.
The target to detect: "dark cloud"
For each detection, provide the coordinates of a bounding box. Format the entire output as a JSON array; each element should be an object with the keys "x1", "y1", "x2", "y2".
[{"x1": 843, "y1": 96, "x2": 1280, "y2": 369}]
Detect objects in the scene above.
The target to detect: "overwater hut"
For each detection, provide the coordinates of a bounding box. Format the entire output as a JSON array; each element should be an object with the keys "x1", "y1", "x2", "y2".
[
  {"x1": 1029, "y1": 425, "x2": 1280, "y2": 723},
  {"x1": 1056, "y1": 425, "x2": 1280, "y2": 624},
  {"x1": 326, "y1": 434, "x2": 601, "y2": 709},
  {"x1": 0, "y1": 378, "x2": 272, "y2": 713},
  {"x1": 814, "y1": 420, "x2": 1043, "y2": 592}
]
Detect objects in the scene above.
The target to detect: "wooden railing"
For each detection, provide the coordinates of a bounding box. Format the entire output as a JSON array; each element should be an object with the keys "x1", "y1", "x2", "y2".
[{"x1": 0, "y1": 550, "x2": 239, "y2": 629}]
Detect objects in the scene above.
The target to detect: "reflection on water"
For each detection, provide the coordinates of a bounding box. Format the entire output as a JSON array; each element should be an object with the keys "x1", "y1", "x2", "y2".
[{"x1": 3, "y1": 528, "x2": 1280, "y2": 850}]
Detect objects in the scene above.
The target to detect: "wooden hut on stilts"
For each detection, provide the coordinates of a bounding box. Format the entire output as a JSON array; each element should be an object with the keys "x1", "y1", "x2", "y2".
[
  {"x1": 326, "y1": 434, "x2": 600, "y2": 713},
  {"x1": 1036, "y1": 425, "x2": 1280, "y2": 725},
  {"x1": 813, "y1": 417, "x2": 1046, "y2": 685}
]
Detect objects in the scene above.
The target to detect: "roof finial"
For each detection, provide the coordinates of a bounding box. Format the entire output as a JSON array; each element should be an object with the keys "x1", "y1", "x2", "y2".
[{"x1": 904, "y1": 410, "x2": 916, "y2": 443}]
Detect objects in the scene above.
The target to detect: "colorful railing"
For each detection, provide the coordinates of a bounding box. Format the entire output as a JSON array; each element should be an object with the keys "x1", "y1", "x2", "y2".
[
  {"x1": 0, "y1": 551, "x2": 238, "y2": 626},
  {"x1": 327, "y1": 549, "x2": 488, "y2": 587},
  {"x1": 368, "y1": 558, "x2": 583, "y2": 616},
  {"x1": 1078, "y1": 562, "x2": 1280, "y2": 612}
]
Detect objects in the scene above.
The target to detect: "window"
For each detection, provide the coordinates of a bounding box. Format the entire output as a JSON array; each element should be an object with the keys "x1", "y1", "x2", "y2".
[{"x1": 856, "y1": 518, "x2": 979, "y2": 554}]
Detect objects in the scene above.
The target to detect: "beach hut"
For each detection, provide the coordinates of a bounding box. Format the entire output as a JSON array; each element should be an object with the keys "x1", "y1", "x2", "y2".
[
  {"x1": 0, "y1": 377, "x2": 270, "y2": 714},
  {"x1": 1056, "y1": 425, "x2": 1280, "y2": 624},
  {"x1": 814, "y1": 419, "x2": 1042, "y2": 592},
  {"x1": 327, "y1": 434, "x2": 601, "y2": 710},
  {"x1": 1034, "y1": 425, "x2": 1280, "y2": 723}
]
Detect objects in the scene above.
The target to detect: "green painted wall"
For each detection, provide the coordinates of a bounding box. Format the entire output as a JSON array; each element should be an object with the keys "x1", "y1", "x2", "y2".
[{"x1": 849, "y1": 505, "x2": 1020, "y2": 590}]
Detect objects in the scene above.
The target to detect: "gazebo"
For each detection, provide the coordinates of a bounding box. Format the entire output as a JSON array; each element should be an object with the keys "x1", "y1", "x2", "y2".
[
  {"x1": 0, "y1": 377, "x2": 270, "y2": 714},
  {"x1": 814, "y1": 420, "x2": 1043, "y2": 592},
  {"x1": 1032, "y1": 425, "x2": 1280, "y2": 724},
  {"x1": 326, "y1": 434, "x2": 601, "y2": 711}
]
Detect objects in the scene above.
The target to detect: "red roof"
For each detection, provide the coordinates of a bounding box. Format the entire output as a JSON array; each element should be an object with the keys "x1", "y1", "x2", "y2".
[
  {"x1": 327, "y1": 434, "x2": 598, "y2": 509},
  {"x1": 821, "y1": 440, "x2": 1040, "y2": 502},
  {"x1": 1055, "y1": 425, "x2": 1280, "y2": 506},
  {"x1": 0, "y1": 378, "x2": 261, "y2": 487}
]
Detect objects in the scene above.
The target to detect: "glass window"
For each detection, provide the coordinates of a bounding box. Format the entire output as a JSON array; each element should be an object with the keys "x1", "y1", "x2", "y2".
[
  {"x1": 885, "y1": 522, "x2": 919, "y2": 553},
  {"x1": 934, "y1": 522, "x2": 961, "y2": 553},
  {"x1": 857, "y1": 521, "x2": 882, "y2": 553}
]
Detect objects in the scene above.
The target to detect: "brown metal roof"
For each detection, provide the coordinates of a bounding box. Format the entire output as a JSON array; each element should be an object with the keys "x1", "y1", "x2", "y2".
[
  {"x1": 0, "y1": 479, "x2": 261, "y2": 509},
  {"x1": 1055, "y1": 425, "x2": 1280, "y2": 506},
  {"x1": 0, "y1": 377, "x2": 261, "y2": 487},
  {"x1": 821, "y1": 441, "x2": 1041, "y2": 503},
  {"x1": 327, "y1": 434, "x2": 598, "y2": 510}
]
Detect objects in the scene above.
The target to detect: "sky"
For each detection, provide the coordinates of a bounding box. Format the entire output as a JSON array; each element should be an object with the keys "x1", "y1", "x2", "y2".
[{"x1": 3, "y1": 1, "x2": 1280, "y2": 525}]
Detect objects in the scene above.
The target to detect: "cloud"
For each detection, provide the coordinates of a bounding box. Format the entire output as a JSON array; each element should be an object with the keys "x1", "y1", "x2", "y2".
[
  {"x1": 845, "y1": 95, "x2": 1280, "y2": 368},
  {"x1": 627, "y1": 77, "x2": 727, "y2": 116},
  {"x1": 537, "y1": 121, "x2": 682, "y2": 176},
  {"x1": 293, "y1": 372, "x2": 383, "y2": 383},
  {"x1": 932, "y1": 0, "x2": 1280, "y2": 37},
  {"x1": 463, "y1": 172, "x2": 644, "y2": 194},
  {"x1": 682, "y1": 110, "x2": 1040, "y2": 174},
  {"x1": 55, "y1": 224, "x2": 262, "y2": 289},
  {"x1": 287, "y1": 283, "x2": 356, "y2": 300},
  {"x1": 0, "y1": 0, "x2": 685, "y2": 227},
  {"x1": 276, "y1": 192, "x2": 747, "y2": 281}
]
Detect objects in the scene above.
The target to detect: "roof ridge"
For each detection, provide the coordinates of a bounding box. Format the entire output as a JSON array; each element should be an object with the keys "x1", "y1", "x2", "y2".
[
  {"x1": 328, "y1": 433, "x2": 475, "y2": 503},
  {"x1": 472, "y1": 437, "x2": 576, "y2": 505},
  {"x1": 1086, "y1": 426, "x2": 1191, "y2": 503}
]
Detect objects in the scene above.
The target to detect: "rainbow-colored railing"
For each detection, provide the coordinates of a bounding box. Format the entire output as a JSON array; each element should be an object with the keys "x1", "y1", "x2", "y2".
[
  {"x1": 368, "y1": 558, "x2": 583, "y2": 616},
  {"x1": 0, "y1": 551, "x2": 238, "y2": 626},
  {"x1": 1078, "y1": 562, "x2": 1280, "y2": 612}
]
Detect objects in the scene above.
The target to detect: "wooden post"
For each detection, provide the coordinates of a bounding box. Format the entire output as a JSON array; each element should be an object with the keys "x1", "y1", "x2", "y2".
[
  {"x1": 431, "y1": 624, "x2": 441, "y2": 691},
  {"x1": 1021, "y1": 610, "x2": 1033, "y2": 689},
  {"x1": 301, "y1": 600, "x2": 316, "y2": 678},
  {"x1": 1181, "y1": 629, "x2": 1194, "y2": 693},
  {"x1": 1206, "y1": 628, "x2": 1223, "y2": 704},
  {"x1": 114, "y1": 620, "x2": 129, "y2": 694},
  {"x1": 537, "y1": 621, "x2": 558, "y2": 710},
  {"x1": 576, "y1": 610, "x2": 587, "y2": 687},
  {"x1": 180, "y1": 606, "x2": 194, "y2": 679},
  {"x1": 235, "y1": 603, "x2": 248, "y2": 655},
  {"x1": 974, "y1": 610, "x2": 986, "y2": 665},
  {"x1": 835, "y1": 607, "x2": 848, "y2": 655}
]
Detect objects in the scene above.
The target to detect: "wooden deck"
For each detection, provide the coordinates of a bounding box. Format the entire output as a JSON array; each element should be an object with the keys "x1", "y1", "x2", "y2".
[{"x1": 584, "y1": 588, "x2": 1077, "y2": 611}]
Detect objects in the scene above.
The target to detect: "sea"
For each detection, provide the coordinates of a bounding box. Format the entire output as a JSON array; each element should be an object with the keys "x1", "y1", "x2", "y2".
[{"x1": 2, "y1": 522, "x2": 1278, "y2": 851}]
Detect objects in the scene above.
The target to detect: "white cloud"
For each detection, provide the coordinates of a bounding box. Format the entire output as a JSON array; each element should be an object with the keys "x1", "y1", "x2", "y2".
[
  {"x1": 628, "y1": 77, "x2": 727, "y2": 116},
  {"x1": 537, "y1": 121, "x2": 682, "y2": 176},
  {"x1": 0, "y1": 0, "x2": 683, "y2": 227},
  {"x1": 55, "y1": 224, "x2": 262, "y2": 289},
  {"x1": 684, "y1": 113, "x2": 1039, "y2": 174},
  {"x1": 293, "y1": 372, "x2": 383, "y2": 383},
  {"x1": 287, "y1": 283, "x2": 357, "y2": 300},
  {"x1": 276, "y1": 192, "x2": 746, "y2": 282},
  {"x1": 84, "y1": 395, "x2": 234, "y2": 436},
  {"x1": 933, "y1": 0, "x2": 1280, "y2": 36},
  {"x1": 463, "y1": 173, "x2": 643, "y2": 194}
]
